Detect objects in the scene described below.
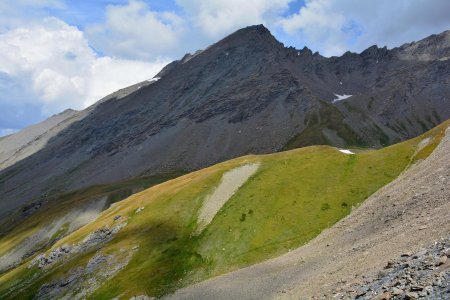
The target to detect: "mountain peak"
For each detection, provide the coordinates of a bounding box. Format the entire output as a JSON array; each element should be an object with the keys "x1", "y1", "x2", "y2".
[
  {"x1": 214, "y1": 24, "x2": 281, "y2": 49},
  {"x1": 235, "y1": 24, "x2": 271, "y2": 35}
]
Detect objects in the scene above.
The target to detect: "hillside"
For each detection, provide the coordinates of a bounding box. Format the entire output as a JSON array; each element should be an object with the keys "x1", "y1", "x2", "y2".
[
  {"x1": 0, "y1": 120, "x2": 447, "y2": 299},
  {"x1": 0, "y1": 25, "x2": 449, "y2": 219},
  {"x1": 166, "y1": 124, "x2": 450, "y2": 300}
]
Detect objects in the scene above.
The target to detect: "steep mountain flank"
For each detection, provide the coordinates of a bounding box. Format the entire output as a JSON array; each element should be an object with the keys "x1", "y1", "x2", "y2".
[{"x1": 0, "y1": 25, "x2": 449, "y2": 217}]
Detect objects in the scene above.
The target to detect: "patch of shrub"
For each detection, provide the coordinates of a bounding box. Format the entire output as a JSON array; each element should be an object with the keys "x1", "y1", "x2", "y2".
[
  {"x1": 240, "y1": 213, "x2": 246, "y2": 222},
  {"x1": 321, "y1": 203, "x2": 330, "y2": 211}
]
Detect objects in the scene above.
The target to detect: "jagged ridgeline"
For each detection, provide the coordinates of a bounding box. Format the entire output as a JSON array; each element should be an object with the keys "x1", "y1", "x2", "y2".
[
  {"x1": 0, "y1": 25, "x2": 449, "y2": 219},
  {"x1": 0, "y1": 120, "x2": 448, "y2": 299}
]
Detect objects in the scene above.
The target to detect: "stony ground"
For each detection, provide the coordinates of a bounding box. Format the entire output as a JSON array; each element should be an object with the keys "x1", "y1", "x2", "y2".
[
  {"x1": 165, "y1": 127, "x2": 450, "y2": 300},
  {"x1": 326, "y1": 237, "x2": 450, "y2": 299}
]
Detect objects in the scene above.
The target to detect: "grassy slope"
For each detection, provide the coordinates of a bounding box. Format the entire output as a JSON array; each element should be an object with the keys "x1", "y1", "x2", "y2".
[
  {"x1": 0, "y1": 120, "x2": 448, "y2": 299},
  {"x1": 0, "y1": 173, "x2": 183, "y2": 260}
]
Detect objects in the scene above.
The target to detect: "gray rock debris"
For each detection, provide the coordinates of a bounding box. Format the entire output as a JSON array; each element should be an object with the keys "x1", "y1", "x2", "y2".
[
  {"x1": 86, "y1": 253, "x2": 110, "y2": 273},
  {"x1": 30, "y1": 222, "x2": 126, "y2": 269},
  {"x1": 36, "y1": 267, "x2": 84, "y2": 299},
  {"x1": 329, "y1": 236, "x2": 450, "y2": 299},
  {"x1": 35, "y1": 246, "x2": 138, "y2": 300},
  {"x1": 129, "y1": 295, "x2": 155, "y2": 300}
]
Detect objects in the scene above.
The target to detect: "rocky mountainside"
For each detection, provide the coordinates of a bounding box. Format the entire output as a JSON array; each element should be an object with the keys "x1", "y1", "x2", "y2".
[{"x1": 0, "y1": 25, "x2": 449, "y2": 216}]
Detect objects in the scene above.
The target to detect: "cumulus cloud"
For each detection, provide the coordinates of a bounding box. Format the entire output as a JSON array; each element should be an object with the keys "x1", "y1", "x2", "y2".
[
  {"x1": 87, "y1": 0, "x2": 185, "y2": 60},
  {"x1": 279, "y1": 0, "x2": 450, "y2": 56},
  {"x1": 0, "y1": 17, "x2": 168, "y2": 119},
  {"x1": 0, "y1": 0, "x2": 64, "y2": 30},
  {"x1": 177, "y1": 0, "x2": 291, "y2": 38},
  {"x1": 0, "y1": 128, "x2": 19, "y2": 137},
  {"x1": 86, "y1": 0, "x2": 293, "y2": 59}
]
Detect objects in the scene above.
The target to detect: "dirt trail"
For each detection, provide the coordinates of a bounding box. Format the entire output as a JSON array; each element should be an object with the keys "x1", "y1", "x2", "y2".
[
  {"x1": 165, "y1": 127, "x2": 450, "y2": 300},
  {"x1": 196, "y1": 163, "x2": 260, "y2": 233}
]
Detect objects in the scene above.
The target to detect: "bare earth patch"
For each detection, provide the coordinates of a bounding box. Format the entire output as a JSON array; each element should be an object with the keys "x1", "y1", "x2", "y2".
[{"x1": 196, "y1": 163, "x2": 260, "y2": 233}]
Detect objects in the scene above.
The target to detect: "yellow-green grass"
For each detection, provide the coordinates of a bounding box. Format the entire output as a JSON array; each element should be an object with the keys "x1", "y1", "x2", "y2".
[
  {"x1": 0, "y1": 120, "x2": 448, "y2": 299},
  {"x1": 0, "y1": 173, "x2": 183, "y2": 261}
]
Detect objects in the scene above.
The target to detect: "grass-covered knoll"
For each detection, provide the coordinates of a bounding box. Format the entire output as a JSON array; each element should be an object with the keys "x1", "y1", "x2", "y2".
[{"x1": 0, "y1": 120, "x2": 448, "y2": 299}]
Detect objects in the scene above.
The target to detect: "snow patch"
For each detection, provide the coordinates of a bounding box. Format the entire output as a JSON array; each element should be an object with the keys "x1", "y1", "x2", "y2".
[
  {"x1": 196, "y1": 163, "x2": 260, "y2": 233},
  {"x1": 339, "y1": 149, "x2": 355, "y2": 154},
  {"x1": 146, "y1": 77, "x2": 160, "y2": 83},
  {"x1": 333, "y1": 94, "x2": 352, "y2": 103}
]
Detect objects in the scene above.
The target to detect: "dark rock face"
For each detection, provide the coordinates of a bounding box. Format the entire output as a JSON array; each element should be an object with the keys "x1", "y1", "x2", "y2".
[{"x1": 0, "y1": 25, "x2": 449, "y2": 215}]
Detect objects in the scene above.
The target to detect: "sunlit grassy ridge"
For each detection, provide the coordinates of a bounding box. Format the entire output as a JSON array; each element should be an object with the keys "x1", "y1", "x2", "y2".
[{"x1": 0, "y1": 120, "x2": 448, "y2": 299}]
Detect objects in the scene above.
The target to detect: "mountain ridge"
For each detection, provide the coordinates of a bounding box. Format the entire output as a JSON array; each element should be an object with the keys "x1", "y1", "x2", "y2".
[{"x1": 0, "y1": 24, "x2": 449, "y2": 218}]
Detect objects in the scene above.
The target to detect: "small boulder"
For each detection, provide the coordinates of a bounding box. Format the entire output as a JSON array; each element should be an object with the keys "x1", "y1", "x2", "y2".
[
  {"x1": 438, "y1": 255, "x2": 448, "y2": 266},
  {"x1": 412, "y1": 249, "x2": 427, "y2": 259},
  {"x1": 372, "y1": 292, "x2": 391, "y2": 300},
  {"x1": 391, "y1": 287, "x2": 404, "y2": 295},
  {"x1": 405, "y1": 292, "x2": 419, "y2": 299}
]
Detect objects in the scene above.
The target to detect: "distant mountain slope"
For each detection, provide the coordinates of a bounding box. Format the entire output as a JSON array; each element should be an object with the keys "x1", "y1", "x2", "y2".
[
  {"x1": 0, "y1": 25, "x2": 449, "y2": 217},
  {"x1": 0, "y1": 120, "x2": 447, "y2": 299},
  {"x1": 0, "y1": 109, "x2": 78, "y2": 171}
]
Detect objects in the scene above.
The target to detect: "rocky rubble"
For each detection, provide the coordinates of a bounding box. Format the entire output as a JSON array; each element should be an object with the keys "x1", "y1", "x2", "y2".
[
  {"x1": 30, "y1": 222, "x2": 126, "y2": 269},
  {"x1": 36, "y1": 248, "x2": 136, "y2": 300},
  {"x1": 328, "y1": 236, "x2": 450, "y2": 299}
]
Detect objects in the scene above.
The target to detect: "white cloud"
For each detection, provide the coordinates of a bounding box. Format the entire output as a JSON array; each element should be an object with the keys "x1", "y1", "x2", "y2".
[
  {"x1": 86, "y1": 0, "x2": 294, "y2": 61},
  {"x1": 0, "y1": 17, "x2": 169, "y2": 116},
  {"x1": 0, "y1": 128, "x2": 19, "y2": 137},
  {"x1": 177, "y1": 0, "x2": 291, "y2": 38},
  {"x1": 82, "y1": 56, "x2": 167, "y2": 107},
  {"x1": 0, "y1": 0, "x2": 64, "y2": 30},
  {"x1": 279, "y1": 0, "x2": 450, "y2": 56},
  {"x1": 87, "y1": 0, "x2": 184, "y2": 60},
  {"x1": 279, "y1": 0, "x2": 350, "y2": 56}
]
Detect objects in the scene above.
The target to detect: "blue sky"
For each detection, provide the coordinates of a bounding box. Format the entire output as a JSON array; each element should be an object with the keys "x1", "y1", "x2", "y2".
[{"x1": 0, "y1": 0, "x2": 449, "y2": 136}]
